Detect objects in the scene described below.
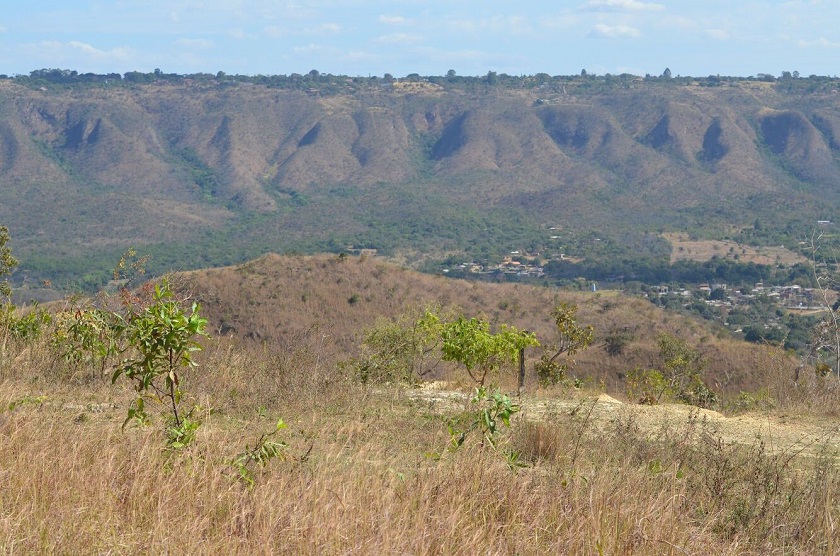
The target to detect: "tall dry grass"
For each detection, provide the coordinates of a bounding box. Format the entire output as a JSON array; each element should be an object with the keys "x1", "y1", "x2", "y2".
[{"x1": 0, "y1": 313, "x2": 838, "y2": 554}]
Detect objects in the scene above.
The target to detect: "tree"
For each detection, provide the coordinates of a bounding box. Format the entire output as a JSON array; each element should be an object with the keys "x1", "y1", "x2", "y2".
[
  {"x1": 352, "y1": 307, "x2": 447, "y2": 384},
  {"x1": 806, "y1": 231, "x2": 840, "y2": 378},
  {"x1": 657, "y1": 333, "x2": 717, "y2": 407},
  {"x1": 709, "y1": 287, "x2": 727, "y2": 301},
  {"x1": 441, "y1": 316, "x2": 538, "y2": 385},
  {"x1": 0, "y1": 226, "x2": 18, "y2": 299},
  {"x1": 534, "y1": 303, "x2": 594, "y2": 386},
  {"x1": 112, "y1": 279, "x2": 208, "y2": 434},
  {"x1": 662, "y1": 67, "x2": 672, "y2": 79}
]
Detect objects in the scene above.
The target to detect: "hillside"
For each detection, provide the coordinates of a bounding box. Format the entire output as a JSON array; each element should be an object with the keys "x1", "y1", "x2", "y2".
[
  {"x1": 3, "y1": 75, "x2": 840, "y2": 286},
  {"x1": 182, "y1": 253, "x2": 792, "y2": 395}
]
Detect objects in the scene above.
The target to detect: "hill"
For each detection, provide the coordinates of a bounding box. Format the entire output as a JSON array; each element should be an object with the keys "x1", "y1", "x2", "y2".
[
  {"x1": 3, "y1": 74, "x2": 840, "y2": 287},
  {"x1": 2, "y1": 250, "x2": 836, "y2": 554},
  {"x1": 182, "y1": 253, "x2": 791, "y2": 395}
]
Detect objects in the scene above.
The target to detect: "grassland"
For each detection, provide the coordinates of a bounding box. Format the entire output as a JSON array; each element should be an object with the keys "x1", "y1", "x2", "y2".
[
  {"x1": 1, "y1": 255, "x2": 839, "y2": 553},
  {"x1": 664, "y1": 233, "x2": 808, "y2": 266},
  {"x1": 1, "y1": 321, "x2": 838, "y2": 554}
]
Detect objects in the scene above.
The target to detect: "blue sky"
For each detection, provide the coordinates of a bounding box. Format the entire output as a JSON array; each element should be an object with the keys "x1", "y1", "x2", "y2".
[{"x1": 1, "y1": 1, "x2": 838, "y2": 78}]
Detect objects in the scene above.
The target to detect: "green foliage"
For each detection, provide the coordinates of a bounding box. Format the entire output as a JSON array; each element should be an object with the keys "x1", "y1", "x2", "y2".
[
  {"x1": 111, "y1": 279, "x2": 208, "y2": 429},
  {"x1": 445, "y1": 386, "x2": 526, "y2": 469},
  {"x1": 4, "y1": 394, "x2": 48, "y2": 412},
  {"x1": 230, "y1": 418, "x2": 289, "y2": 489},
  {"x1": 52, "y1": 308, "x2": 125, "y2": 377},
  {"x1": 165, "y1": 407, "x2": 203, "y2": 450},
  {"x1": 0, "y1": 226, "x2": 18, "y2": 299},
  {"x1": 657, "y1": 334, "x2": 718, "y2": 407},
  {"x1": 535, "y1": 303, "x2": 594, "y2": 386},
  {"x1": 441, "y1": 316, "x2": 538, "y2": 385},
  {"x1": 353, "y1": 308, "x2": 445, "y2": 384},
  {"x1": 624, "y1": 336, "x2": 718, "y2": 408},
  {"x1": 625, "y1": 368, "x2": 668, "y2": 404},
  {"x1": 0, "y1": 304, "x2": 52, "y2": 342}
]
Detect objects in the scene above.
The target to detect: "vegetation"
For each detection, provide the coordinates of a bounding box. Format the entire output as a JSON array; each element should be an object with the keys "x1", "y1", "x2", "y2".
[
  {"x1": 5, "y1": 68, "x2": 840, "y2": 292},
  {"x1": 535, "y1": 302, "x2": 594, "y2": 386},
  {"x1": 0, "y1": 226, "x2": 17, "y2": 299},
  {"x1": 0, "y1": 232, "x2": 838, "y2": 553}
]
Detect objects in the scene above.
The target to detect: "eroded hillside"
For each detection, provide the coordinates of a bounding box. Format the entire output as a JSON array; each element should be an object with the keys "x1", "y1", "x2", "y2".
[{"x1": 3, "y1": 78, "x2": 840, "y2": 284}]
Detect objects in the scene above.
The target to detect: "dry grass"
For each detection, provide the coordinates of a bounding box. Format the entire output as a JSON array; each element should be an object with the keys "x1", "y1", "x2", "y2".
[
  {"x1": 184, "y1": 253, "x2": 783, "y2": 397},
  {"x1": 1, "y1": 324, "x2": 838, "y2": 555},
  {"x1": 663, "y1": 233, "x2": 807, "y2": 266}
]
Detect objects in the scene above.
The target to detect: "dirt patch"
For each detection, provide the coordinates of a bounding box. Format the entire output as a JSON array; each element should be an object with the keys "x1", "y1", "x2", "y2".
[{"x1": 408, "y1": 388, "x2": 840, "y2": 460}]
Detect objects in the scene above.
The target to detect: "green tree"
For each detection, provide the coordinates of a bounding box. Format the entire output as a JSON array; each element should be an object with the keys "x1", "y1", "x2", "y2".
[
  {"x1": 657, "y1": 333, "x2": 717, "y2": 407},
  {"x1": 353, "y1": 307, "x2": 447, "y2": 384},
  {"x1": 535, "y1": 303, "x2": 594, "y2": 386},
  {"x1": 441, "y1": 316, "x2": 538, "y2": 385},
  {"x1": 112, "y1": 279, "x2": 208, "y2": 437},
  {"x1": 0, "y1": 226, "x2": 18, "y2": 299}
]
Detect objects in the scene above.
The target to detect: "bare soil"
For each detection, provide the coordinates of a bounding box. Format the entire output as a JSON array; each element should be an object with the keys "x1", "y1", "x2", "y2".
[{"x1": 409, "y1": 386, "x2": 840, "y2": 460}]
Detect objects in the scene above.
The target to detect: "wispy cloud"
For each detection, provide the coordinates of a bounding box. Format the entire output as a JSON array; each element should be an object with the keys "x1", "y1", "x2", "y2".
[
  {"x1": 706, "y1": 29, "x2": 730, "y2": 40},
  {"x1": 798, "y1": 36, "x2": 840, "y2": 48},
  {"x1": 379, "y1": 15, "x2": 408, "y2": 25},
  {"x1": 66, "y1": 41, "x2": 134, "y2": 60},
  {"x1": 584, "y1": 0, "x2": 664, "y2": 12},
  {"x1": 588, "y1": 23, "x2": 641, "y2": 38},
  {"x1": 311, "y1": 23, "x2": 341, "y2": 34},
  {"x1": 376, "y1": 33, "x2": 422, "y2": 45}
]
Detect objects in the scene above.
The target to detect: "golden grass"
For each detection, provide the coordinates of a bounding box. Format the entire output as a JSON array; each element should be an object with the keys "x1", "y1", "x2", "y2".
[
  {"x1": 663, "y1": 233, "x2": 808, "y2": 266},
  {"x1": 1, "y1": 329, "x2": 838, "y2": 554},
  {"x1": 184, "y1": 253, "x2": 786, "y2": 396}
]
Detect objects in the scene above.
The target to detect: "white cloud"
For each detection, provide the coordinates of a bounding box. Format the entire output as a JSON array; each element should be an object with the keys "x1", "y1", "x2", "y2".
[
  {"x1": 67, "y1": 41, "x2": 133, "y2": 60},
  {"x1": 588, "y1": 23, "x2": 641, "y2": 38},
  {"x1": 376, "y1": 33, "x2": 422, "y2": 45},
  {"x1": 263, "y1": 26, "x2": 287, "y2": 38},
  {"x1": 379, "y1": 15, "x2": 408, "y2": 25},
  {"x1": 584, "y1": 0, "x2": 664, "y2": 11},
  {"x1": 293, "y1": 43, "x2": 328, "y2": 54},
  {"x1": 706, "y1": 29, "x2": 730, "y2": 40},
  {"x1": 314, "y1": 23, "x2": 341, "y2": 33},
  {"x1": 798, "y1": 37, "x2": 840, "y2": 48},
  {"x1": 175, "y1": 38, "x2": 214, "y2": 49}
]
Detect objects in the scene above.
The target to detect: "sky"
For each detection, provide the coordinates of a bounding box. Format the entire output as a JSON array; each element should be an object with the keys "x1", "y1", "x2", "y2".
[{"x1": 0, "y1": 1, "x2": 838, "y2": 79}]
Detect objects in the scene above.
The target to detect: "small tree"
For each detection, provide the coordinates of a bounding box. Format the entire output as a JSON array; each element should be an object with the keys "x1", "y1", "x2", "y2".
[
  {"x1": 353, "y1": 307, "x2": 446, "y2": 384},
  {"x1": 657, "y1": 333, "x2": 717, "y2": 407},
  {"x1": 0, "y1": 226, "x2": 18, "y2": 300},
  {"x1": 441, "y1": 316, "x2": 538, "y2": 385},
  {"x1": 535, "y1": 303, "x2": 594, "y2": 386},
  {"x1": 112, "y1": 279, "x2": 208, "y2": 438}
]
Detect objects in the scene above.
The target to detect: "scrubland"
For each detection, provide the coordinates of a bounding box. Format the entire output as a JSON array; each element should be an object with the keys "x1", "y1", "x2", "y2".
[{"x1": 1, "y1": 301, "x2": 838, "y2": 554}]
